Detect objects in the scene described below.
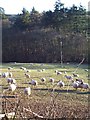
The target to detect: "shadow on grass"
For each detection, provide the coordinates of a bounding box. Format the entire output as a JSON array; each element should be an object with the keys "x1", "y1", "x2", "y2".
[
  {"x1": 33, "y1": 88, "x2": 90, "y2": 94},
  {"x1": 3, "y1": 85, "x2": 90, "y2": 94},
  {"x1": 0, "y1": 95, "x2": 16, "y2": 98},
  {"x1": 2, "y1": 87, "x2": 90, "y2": 99}
]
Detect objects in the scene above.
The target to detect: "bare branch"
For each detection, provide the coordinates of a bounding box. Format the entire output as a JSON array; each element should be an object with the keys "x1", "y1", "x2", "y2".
[{"x1": 23, "y1": 107, "x2": 44, "y2": 118}]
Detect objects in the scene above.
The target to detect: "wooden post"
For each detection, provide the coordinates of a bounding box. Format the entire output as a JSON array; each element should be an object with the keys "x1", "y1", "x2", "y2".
[{"x1": 60, "y1": 41, "x2": 63, "y2": 67}]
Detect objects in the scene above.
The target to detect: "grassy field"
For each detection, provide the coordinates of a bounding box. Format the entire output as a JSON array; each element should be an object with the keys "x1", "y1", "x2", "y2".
[{"x1": 0, "y1": 62, "x2": 89, "y2": 119}]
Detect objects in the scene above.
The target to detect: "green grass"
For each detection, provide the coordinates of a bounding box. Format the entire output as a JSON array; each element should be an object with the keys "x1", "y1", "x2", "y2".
[
  {"x1": 0, "y1": 63, "x2": 89, "y2": 95},
  {"x1": 0, "y1": 62, "x2": 89, "y2": 91}
]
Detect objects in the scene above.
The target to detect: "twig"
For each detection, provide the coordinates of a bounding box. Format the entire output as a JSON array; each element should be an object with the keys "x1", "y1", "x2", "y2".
[
  {"x1": 23, "y1": 107, "x2": 44, "y2": 118},
  {"x1": 73, "y1": 58, "x2": 85, "y2": 73},
  {"x1": 12, "y1": 99, "x2": 20, "y2": 120}
]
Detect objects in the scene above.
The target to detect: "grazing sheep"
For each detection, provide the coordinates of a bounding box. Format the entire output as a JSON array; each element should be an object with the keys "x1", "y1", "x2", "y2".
[
  {"x1": 24, "y1": 87, "x2": 31, "y2": 96},
  {"x1": 7, "y1": 78, "x2": 16, "y2": 84},
  {"x1": 56, "y1": 71, "x2": 62, "y2": 75},
  {"x1": 8, "y1": 84, "x2": 16, "y2": 92},
  {"x1": 0, "y1": 72, "x2": 2, "y2": 78},
  {"x1": 7, "y1": 78, "x2": 12, "y2": 84},
  {"x1": 49, "y1": 78, "x2": 54, "y2": 83},
  {"x1": 72, "y1": 81, "x2": 90, "y2": 90},
  {"x1": 41, "y1": 77, "x2": 46, "y2": 82},
  {"x1": 55, "y1": 70, "x2": 58, "y2": 73},
  {"x1": 26, "y1": 70, "x2": 31, "y2": 72},
  {"x1": 2, "y1": 72, "x2": 9, "y2": 78},
  {"x1": 57, "y1": 80, "x2": 65, "y2": 87},
  {"x1": 81, "y1": 82, "x2": 90, "y2": 90},
  {"x1": 20, "y1": 67, "x2": 26, "y2": 71},
  {"x1": 65, "y1": 75, "x2": 73, "y2": 81},
  {"x1": 65, "y1": 75, "x2": 73, "y2": 92},
  {"x1": 9, "y1": 72, "x2": 13, "y2": 78},
  {"x1": 23, "y1": 67, "x2": 27, "y2": 71},
  {"x1": 76, "y1": 78, "x2": 83, "y2": 84},
  {"x1": 84, "y1": 69, "x2": 88, "y2": 72},
  {"x1": 8, "y1": 67, "x2": 13, "y2": 70},
  {"x1": 72, "y1": 81, "x2": 80, "y2": 90},
  {"x1": 42, "y1": 69, "x2": 45, "y2": 71},
  {"x1": 73, "y1": 73, "x2": 79, "y2": 77},
  {"x1": 29, "y1": 79, "x2": 38, "y2": 86},
  {"x1": 11, "y1": 78, "x2": 16, "y2": 84},
  {"x1": 25, "y1": 73, "x2": 30, "y2": 78}
]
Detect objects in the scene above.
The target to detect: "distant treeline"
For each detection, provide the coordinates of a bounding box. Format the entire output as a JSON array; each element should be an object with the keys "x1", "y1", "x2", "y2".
[{"x1": 1, "y1": 0, "x2": 89, "y2": 63}]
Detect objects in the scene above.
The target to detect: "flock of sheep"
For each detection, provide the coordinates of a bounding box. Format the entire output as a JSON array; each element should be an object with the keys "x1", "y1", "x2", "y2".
[{"x1": 0, "y1": 64, "x2": 89, "y2": 97}]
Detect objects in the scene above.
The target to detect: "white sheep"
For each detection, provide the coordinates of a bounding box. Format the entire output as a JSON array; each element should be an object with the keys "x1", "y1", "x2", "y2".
[
  {"x1": 65, "y1": 75, "x2": 73, "y2": 92},
  {"x1": 73, "y1": 73, "x2": 79, "y2": 77},
  {"x1": 42, "y1": 69, "x2": 45, "y2": 71},
  {"x1": 72, "y1": 81, "x2": 80, "y2": 90},
  {"x1": 76, "y1": 78, "x2": 83, "y2": 84},
  {"x1": 7, "y1": 78, "x2": 12, "y2": 84},
  {"x1": 81, "y1": 83, "x2": 90, "y2": 90},
  {"x1": 65, "y1": 75, "x2": 73, "y2": 81},
  {"x1": 7, "y1": 78, "x2": 16, "y2": 84},
  {"x1": 41, "y1": 77, "x2": 46, "y2": 82},
  {"x1": 2, "y1": 72, "x2": 9, "y2": 78},
  {"x1": 0, "y1": 72, "x2": 2, "y2": 78},
  {"x1": 24, "y1": 87, "x2": 31, "y2": 96},
  {"x1": 20, "y1": 67, "x2": 26, "y2": 71},
  {"x1": 84, "y1": 69, "x2": 88, "y2": 72},
  {"x1": 56, "y1": 71, "x2": 62, "y2": 75},
  {"x1": 49, "y1": 78, "x2": 54, "y2": 83},
  {"x1": 12, "y1": 78, "x2": 16, "y2": 84},
  {"x1": 55, "y1": 70, "x2": 58, "y2": 73},
  {"x1": 9, "y1": 72, "x2": 13, "y2": 78},
  {"x1": 25, "y1": 73, "x2": 30, "y2": 78},
  {"x1": 8, "y1": 67, "x2": 13, "y2": 70},
  {"x1": 8, "y1": 84, "x2": 16, "y2": 92},
  {"x1": 57, "y1": 80, "x2": 65, "y2": 87},
  {"x1": 29, "y1": 79, "x2": 38, "y2": 86},
  {"x1": 72, "y1": 81, "x2": 90, "y2": 90}
]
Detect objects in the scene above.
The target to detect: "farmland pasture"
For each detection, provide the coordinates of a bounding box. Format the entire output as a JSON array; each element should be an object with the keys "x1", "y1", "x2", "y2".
[{"x1": 0, "y1": 63, "x2": 89, "y2": 119}]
